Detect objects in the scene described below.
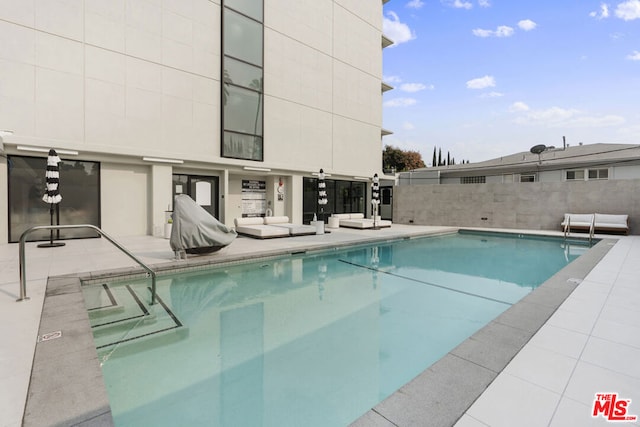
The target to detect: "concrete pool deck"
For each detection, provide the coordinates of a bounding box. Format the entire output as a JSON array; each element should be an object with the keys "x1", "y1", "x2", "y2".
[{"x1": 1, "y1": 225, "x2": 639, "y2": 426}]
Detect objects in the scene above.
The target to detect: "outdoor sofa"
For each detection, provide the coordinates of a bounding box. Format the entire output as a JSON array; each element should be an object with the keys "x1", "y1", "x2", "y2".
[
  {"x1": 561, "y1": 213, "x2": 629, "y2": 235},
  {"x1": 331, "y1": 213, "x2": 392, "y2": 229},
  {"x1": 234, "y1": 216, "x2": 316, "y2": 239}
]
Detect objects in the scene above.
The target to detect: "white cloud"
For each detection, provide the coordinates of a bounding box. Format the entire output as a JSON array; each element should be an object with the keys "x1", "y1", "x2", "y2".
[
  {"x1": 383, "y1": 11, "x2": 416, "y2": 46},
  {"x1": 478, "y1": 0, "x2": 491, "y2": 7},
  {"x1": 472, "y1": 28, "x2": 493, "y2": 37},
  {"x1": 402, "y1": 121, "x2": 416, "y2": 130},
  {"x1": 518, "y1": 19, "x2": 537, "y2": 31},
  {"x1": 615, "y1": 0, "x2": 640, "y2": 20},
  {"x1": 400, "y1": 83, "x2": 434, "y2": 92},
  {"x1": 513, "y1": 106, "x2": 625, "y2": 128},
  {"x1": 590, "y1": 3, "x2": 610, "y2": 19},
  {"x1": 406, "y1": 0, "x2": 425, "y2": 9},
  {"x1": 627, "y1": 50, "x2": 640, "y2": 60},
  {"x1": 509, "y1": 101, "x2": 530, "y2": 112},
  {"x1": 472, "y1": 25, "x2": 514, "y2": 37},
  {"x1": 466, "y1": 75, "x2": 496, "y2": 89},
  {"x1": 480, "y1": 91, "x2": 503, "y2": 98},
  {"x1": 442, "y1": 0, "x2": 473, "y2": 10},
  {"x1": 384, "y1": 97, "x2": 418, "y2": 107},
  {"x1": 384, "y1": 75, "x2": 403, "y2": 83}
]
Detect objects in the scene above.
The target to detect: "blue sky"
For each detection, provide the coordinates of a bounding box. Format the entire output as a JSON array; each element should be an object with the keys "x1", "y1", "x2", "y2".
[{"x1": 382, "y1": 0, "x2": 640, "y2": 164}]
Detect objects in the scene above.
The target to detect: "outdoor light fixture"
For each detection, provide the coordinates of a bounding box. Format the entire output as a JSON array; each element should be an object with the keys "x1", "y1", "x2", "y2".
[
  {"x1": 17, "y1": 145, "x2": 79, "y2": 156},
  {"x1": 243, "y1": 166, "x2": 271, "y2": 172},
  {"x1": 353, "y1": 176, "x2": 370, "y2": 181},
  {"x1": 142, "y1": 157, "x2": 184, "y2": 164},
  {"x1": 311, "y1": 171, "x2": 331, "y2": 177}
]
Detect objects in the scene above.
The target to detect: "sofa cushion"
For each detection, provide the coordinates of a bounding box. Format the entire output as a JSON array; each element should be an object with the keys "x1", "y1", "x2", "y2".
[
  {"x1": 350, "y1": 213, "x2": 365, "y2": 219},
  {"x1": 561, "y1": 213, "x2": 594, "y2": 227},
  {"x1": 332, "y1": 213, "x2": 351, "y2": 219},
  {"x1": 235, "y1": 217, "x2": 264, "y2": 226},
  {"x1": 264, "y1": 216, "x2": 289, "y2": 225},
  {"x1": 594, "y1": 213, "x2": 628, "y2": 226}
]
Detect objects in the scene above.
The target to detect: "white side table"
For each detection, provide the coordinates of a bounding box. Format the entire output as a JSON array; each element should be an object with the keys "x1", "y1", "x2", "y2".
[
  {"x1": 327, "y1": 216, "x2": 340, "y2": 229},
  {"x1": 310, "y1": 220, "x2": 325, "y2": 235}
]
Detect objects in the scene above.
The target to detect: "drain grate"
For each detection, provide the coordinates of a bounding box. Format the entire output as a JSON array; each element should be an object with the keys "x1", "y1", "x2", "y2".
[{"x1": 38, "y1": 330, "x2": 62, "y2": 343}]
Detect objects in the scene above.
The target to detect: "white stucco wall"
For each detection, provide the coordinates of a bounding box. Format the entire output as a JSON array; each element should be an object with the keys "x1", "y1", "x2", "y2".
[
  {"x1": 100, "y1": 163, "x2": 148, "y2": 237},
  {"x1": 0, "y1": 0, "x2": 384, "y2": 241}
]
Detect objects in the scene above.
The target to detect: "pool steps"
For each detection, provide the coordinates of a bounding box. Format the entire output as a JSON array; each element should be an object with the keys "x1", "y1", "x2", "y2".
[{"x1": 83, "y1": 282, "x2": 187, "y2": 354}]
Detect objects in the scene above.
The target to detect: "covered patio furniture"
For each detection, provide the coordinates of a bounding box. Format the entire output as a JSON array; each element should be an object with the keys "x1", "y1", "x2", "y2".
[{"x1": 170, "y1": 194, "x2": 237, "y2": 255}]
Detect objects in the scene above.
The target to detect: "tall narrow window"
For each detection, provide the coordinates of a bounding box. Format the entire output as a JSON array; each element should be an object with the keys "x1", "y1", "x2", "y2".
[{"x1": 222, "y1": 1, "x2": 264, "y2": 161}]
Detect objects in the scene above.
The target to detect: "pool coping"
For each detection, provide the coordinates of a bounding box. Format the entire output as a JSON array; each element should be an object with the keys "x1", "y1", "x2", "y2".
[{"x1": 22, "y1": 231, "x2": 613, "y2": 427}]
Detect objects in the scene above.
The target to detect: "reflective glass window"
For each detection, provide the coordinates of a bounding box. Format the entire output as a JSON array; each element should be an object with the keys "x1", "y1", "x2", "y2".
[
  {"x1": 8, "y1": 156, "x2": 100, "y2": 242},
  {"x1": 224, "y1": 85, "x2": 262, "y2": 135},
  {"x1": 223, "y1": 9, "x2": 262, "y2": 66},
  {"x1": 223, "y1": 132, "x2": 263, "y2": 161},
  {"x1": 224, "y1": 57, "x2": 262, "y2": 91},
  {"x1": 224, "y1": 0, "x2": 262, "y2": 21}
]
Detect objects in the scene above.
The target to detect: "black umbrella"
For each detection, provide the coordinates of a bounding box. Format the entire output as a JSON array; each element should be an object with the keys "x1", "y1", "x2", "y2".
[
  {"x1": 317, "y1": 168, "x2": 328, "y2": 222},
  {"x1": 39, "y1": 149, "x2": 65, "y2": 247},
  {"x1": 371, "y1": 173, "x2": 380, "y2": 228}
]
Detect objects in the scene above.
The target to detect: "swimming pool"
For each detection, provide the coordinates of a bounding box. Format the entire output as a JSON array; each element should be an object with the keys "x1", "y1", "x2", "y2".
[{"x1": 83, "y1": 231, "x2": 589, "y2": 427}]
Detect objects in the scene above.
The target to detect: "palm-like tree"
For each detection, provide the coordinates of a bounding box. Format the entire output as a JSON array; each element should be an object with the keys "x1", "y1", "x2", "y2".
[
  {"x1": 222, "y1": 69, "x2": 233, "y2": 106},
  {"x1": 249, "y1": 77, "x2": 263, "y2": 135}
]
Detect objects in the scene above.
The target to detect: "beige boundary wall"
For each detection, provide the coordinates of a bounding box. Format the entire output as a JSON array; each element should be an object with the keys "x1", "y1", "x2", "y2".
[{"x1": 393, "y1": 180, "x2": 640, "y2": 235}]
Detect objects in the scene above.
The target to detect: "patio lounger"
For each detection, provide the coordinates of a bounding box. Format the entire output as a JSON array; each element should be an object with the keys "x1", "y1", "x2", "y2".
[
  {"x1": 561, "y1": 213, "x2": 594, "y2": 233},
  {"x1": 234, "y1": 217, "x2": 290, "y2": 239},
  {"x1": 562, "y1": 213, "x2": 629, "y2": 235},
  {"x1": 593, "y1": 213, "x2": 629, "y2": 234},
  {"x1": 333, "y1": 213, "x2": 392, "y2": 229},
  {"x1": 265, "y1": 216, "x2": 317, "y2": 236}
]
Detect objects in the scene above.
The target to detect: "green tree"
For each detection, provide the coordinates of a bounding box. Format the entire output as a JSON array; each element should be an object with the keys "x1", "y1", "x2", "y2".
[{"x1": 383, "y1": 145, "x2": 425, "y2": 172}]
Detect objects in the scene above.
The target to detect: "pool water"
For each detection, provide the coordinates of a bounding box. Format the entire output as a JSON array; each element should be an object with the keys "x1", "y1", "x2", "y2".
[{"x1": 83, "y1": 232, "x2": 588, "y2": 427}]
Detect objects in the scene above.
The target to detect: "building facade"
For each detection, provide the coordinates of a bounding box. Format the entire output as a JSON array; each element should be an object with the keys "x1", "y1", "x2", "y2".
[
  {"x1": 399, "y1": 143, "x2": 640, "y2": 186},
  {"x1": 0, "y1": 0, "x2": 392, "y2": 244},
  {"x1": 394, "y1": 143, "x2": 640, "y2": 233}
]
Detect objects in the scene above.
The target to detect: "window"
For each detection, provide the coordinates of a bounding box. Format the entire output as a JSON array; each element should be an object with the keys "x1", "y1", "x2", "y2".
[
  {"x1": 588, "y1": 168, "x2": 608, "y2": 180},
  {"x1": 8, "y1": 156, "x2": 100, "y2": 242},
  {"x1": 302, "y1": 178, "x2": 366, "y2": 223},
  {"x1": 460, "y1": 176, "x2": 486, "y2": 184},
  {"x1": 520, "y1": 174, "x2": 536, "y2": 182},
  {"x1": 222, "y1": 2, "x2": 264, "y2": 161},
  {"x1": 565, "y1": 170, "x2": 585, "y2": 181}
]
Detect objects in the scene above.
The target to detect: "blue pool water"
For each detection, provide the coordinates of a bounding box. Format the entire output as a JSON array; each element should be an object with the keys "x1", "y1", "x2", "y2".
[{"x1": 83, "y1": 232, "x2": 589, "y2": 427}]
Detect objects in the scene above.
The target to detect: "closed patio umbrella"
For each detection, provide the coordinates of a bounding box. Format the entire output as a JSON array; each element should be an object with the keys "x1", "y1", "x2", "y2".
[
  {"x1": 39, "y1": 149, "x2": 65, "y2": 247},
  {"x1": 371, "y1": 173, "x2": 380, "y2": 229},
  {"x1": 318, "y1": 168, "x2": 328, "y2": 222}
]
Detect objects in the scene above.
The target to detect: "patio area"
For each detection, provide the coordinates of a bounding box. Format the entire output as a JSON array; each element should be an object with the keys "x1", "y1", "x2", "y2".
[{"x1": 1, "y1": 225, "x2": 638, "y2": 426}]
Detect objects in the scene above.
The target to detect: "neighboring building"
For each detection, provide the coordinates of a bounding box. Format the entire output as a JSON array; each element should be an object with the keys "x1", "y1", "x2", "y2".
[
  {"x1": 393, "y1": 143, "x2": 640, "y2": 233},
  {"x1": 398, "y1": 143, "x2": 640, "y2": 186},
  {"x1": 0, "y1": 1, "x2": 394, "y2": 244}
]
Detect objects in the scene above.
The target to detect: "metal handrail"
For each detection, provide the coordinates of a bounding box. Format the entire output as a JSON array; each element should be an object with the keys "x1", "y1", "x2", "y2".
[
  {"x1": 563, "y1": 216, "x2": 594, "y2": 245},
  {"x1": 18, "y1": 224, "x2": 156, "y2": 305}
]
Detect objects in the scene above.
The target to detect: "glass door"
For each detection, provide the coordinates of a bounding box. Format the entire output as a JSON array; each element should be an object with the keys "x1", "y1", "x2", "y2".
[{"x1": 172, "y1": 174, "x2": 219, "y2": 219}]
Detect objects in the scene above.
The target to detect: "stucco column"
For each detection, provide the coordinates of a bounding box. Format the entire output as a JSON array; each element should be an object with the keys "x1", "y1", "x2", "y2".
[
  {"x1": 0, "y1": 156, "x2": 8, "y2": 244},
  {"x1": 150, "y1": 164, "x2": 173, "y2": 237}
]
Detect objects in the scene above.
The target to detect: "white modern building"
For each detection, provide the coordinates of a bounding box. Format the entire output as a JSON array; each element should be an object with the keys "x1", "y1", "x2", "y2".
[{"x1": 0, "y1": 0, "x2": 393, "y2": 244}]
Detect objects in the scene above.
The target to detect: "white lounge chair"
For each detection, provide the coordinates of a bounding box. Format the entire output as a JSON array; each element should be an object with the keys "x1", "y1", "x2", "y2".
[
  {"x1": 331, "y1": 213, "x2": 392, "y2": 229},
  {"x1": 234, "y1": 217, "x2": 289, "y2": 239},
  {"x1": 265, "y1": 216, "x2": 317, "y2": 236},
  {"x1": 593, "y1": 213, "x2": 629, "y2": 235}
]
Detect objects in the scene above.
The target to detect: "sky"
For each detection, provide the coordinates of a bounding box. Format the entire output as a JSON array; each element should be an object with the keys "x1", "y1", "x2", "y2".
[{"x1": 382, "y1": 0, "x2": 640, "y2": 164}]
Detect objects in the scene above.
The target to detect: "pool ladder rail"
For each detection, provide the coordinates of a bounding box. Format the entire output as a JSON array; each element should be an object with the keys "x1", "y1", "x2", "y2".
[
  {"x1": 17, "y1": 224, "x2": 157, "y2": 305},
  {"x1": 562, "y1": 216, "x2": 595, "y2": 245}
]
